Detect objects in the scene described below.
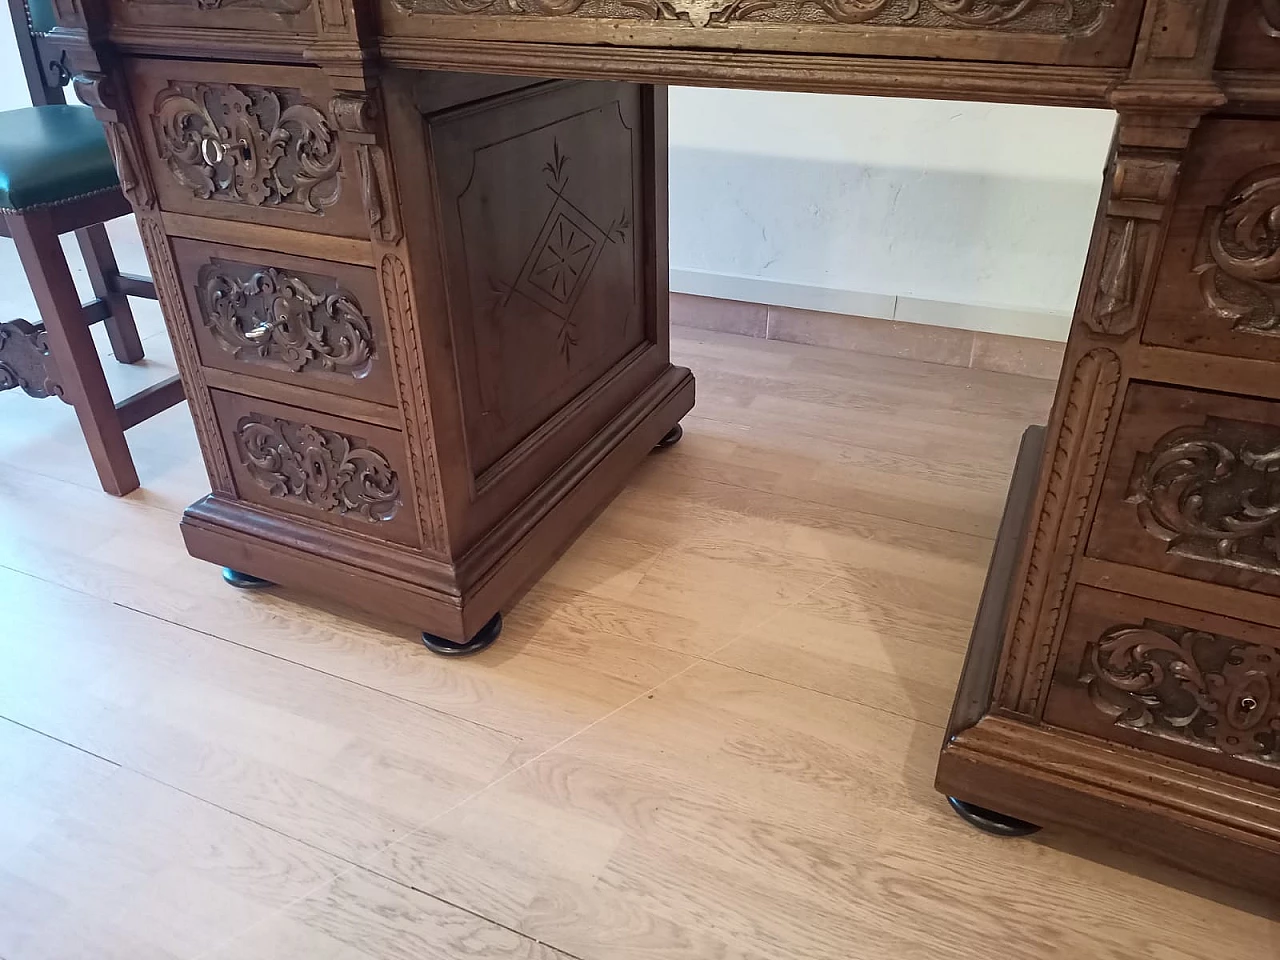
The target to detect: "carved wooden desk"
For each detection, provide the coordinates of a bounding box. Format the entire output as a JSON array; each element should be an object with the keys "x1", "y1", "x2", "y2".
[{"x1": 53, "y1": 0, "x2": 1280, "y2": 896}]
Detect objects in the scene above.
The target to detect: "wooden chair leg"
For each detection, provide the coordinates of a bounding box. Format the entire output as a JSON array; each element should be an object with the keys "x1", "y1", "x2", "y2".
[
  {"x1": 7, "y1": 210, "x2": 139, "y2": 495},
  {"x1": 75, "y1": 222, "x2": 145, "y2": 364}
]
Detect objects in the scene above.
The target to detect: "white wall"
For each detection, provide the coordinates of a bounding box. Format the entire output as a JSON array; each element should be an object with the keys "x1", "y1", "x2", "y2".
[
  {"x1": 0, "y1": 16, "x2": 31, "y2": 111},
  {"x1": 668, "y1": 88, "x2": 1117, "y2": 342}
]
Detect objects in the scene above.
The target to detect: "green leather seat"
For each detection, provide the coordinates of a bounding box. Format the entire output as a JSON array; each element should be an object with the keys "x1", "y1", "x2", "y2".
[{"x1": 0, "y1": 104, "x2": 120, "y2": 213}]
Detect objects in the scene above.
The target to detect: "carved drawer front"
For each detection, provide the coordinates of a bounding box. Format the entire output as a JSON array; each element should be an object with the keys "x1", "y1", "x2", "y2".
[
  {"x1": 381, "y1": 0, "x2": 1143, "y2": 66},
  {"x1": 1044, "y1": 585, "x2": 1280, "y2": 788},
  {"x1": 127, "y1": 60, "x2": 368, "y2": 239},
  {"x1": 173, "y1": 238, "x2": 394, "y2": 406},
  {"x1": 210, "y1": 389, "x2": 420, "y2": 547},
  {"x1": 1217, "y1": 0, "x2": 1280, "y2": 70},
  {"x1": 108, "y1": 0, "x2": 318, "y2": 37},
  {"x1": 1087, "y1": 382, "x2": 1280, "y2": 598},
  {"x1": 1144, "y1": 120, "x2": 1280, "y2": 362}
]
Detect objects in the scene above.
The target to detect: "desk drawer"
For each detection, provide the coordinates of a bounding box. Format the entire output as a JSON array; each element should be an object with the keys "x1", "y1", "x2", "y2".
[
  {"x1": 1087, "y1": 381, "x2": 1280, "y2": 598},
  {"x1": 1044, "y1": 585, "x2": 1280, "y2": 788},
  {"x1": 173, "y1": 238, "x2": 395, "y2": 407},
  {"x1": 380, "y1": 0, "x2": 1143, "y2": 67},
  {"x1": 211, "y1": 389, "x2": 420, "y2": 547},
  {"x1": 127, "y1": 59, "x2": 367, "y2": 239},
  {"x1": 108, "y1": 0, "x2": 316, "y2": 38},
  {"x1": 1143, "y1": 120, "x2": 1280, "y2": 363}
]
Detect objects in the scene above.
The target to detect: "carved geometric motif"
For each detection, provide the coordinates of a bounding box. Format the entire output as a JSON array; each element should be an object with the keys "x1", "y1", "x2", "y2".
[
  {"x1": 236, "y1": 414, "x2": 400, "y2": 522},
  {"x1": 153, "y1": 81, "x2": 341, "y2": 212},
  {"x1": 1195, "y1": 165, "x2": 1280, "y2": 335},
  {"x1": 1082, "y1": 620, "x2": 1280, "y2": 763},
  {"x1": 490, "y1": 140, "x2": 629, "y2": 362},
  {"x1": 198, "y1": 260, "x2": 375, "y2": 378},
  {"x1": 1126, "y1": 416, "x2": 1280, "y2": 576}
]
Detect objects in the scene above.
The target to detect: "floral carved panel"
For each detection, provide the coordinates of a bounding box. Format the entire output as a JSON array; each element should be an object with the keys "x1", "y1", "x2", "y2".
[
  {"x1": 235, "y1": 414, "x2": 401, "y2": 523},
  {"x1": 1195, "y1": 165, "x2": 1280, "y2": 337},
  {"x1": 1081, "y1": 619, "x2": 1280, "y2": 763},
  {"x1": 153, "y1": 81, "x2": 341, "y2": 213},
  {"x1": 197, "y1": 260, "x2": 375, "y2": 378},
  {"x1": 1126, "y1": 416, "x2": 1280, "y2": 577}
]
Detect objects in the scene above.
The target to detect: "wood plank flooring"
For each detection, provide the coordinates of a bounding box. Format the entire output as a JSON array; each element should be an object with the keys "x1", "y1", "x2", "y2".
[{"x1": 1, "y1": 277, "x2": 1277, "y2": 959}]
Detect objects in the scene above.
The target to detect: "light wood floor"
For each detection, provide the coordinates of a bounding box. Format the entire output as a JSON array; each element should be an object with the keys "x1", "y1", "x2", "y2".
[{"x1": 1, "y1": 269, "x2": 1277, "y2": 958}]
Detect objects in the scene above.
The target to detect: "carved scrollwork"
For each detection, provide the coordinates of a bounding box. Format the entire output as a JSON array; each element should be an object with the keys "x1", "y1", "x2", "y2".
[
  {"x1": 1195, "y1": 166, "x2": 1280, "y2": 336},
  {"x1": 0, "y1": 319, "x2": 60, "y2": 400},
  {"x1": 154, "y1": 82, "x2": 341, "y2": 212},
  {"x1": 394, "y1": 0, "x2": 1093, "y2": 32},
  {"x1": 1082, "y1": 620, "x2": 1280, "y2": 763},
  {"x1": 1127, "y1": 417, "x2": 1280, "y2": 576},
  {"x1": 198, "y1": 261, "x2": 374, "y2": 378},
  {"x1": 236, "y1": 415, "x2": 400, "y2": 522}
]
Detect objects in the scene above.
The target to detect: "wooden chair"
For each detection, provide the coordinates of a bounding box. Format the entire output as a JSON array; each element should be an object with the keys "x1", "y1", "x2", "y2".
[{"x1": 0, "y1": 0, "x2": 183, "y2": 495}]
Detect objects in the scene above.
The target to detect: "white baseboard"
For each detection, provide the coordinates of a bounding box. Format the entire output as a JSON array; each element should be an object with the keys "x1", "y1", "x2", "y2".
[{"x1": 669, "y1": 268, "x2": 1071, "y2": 343}]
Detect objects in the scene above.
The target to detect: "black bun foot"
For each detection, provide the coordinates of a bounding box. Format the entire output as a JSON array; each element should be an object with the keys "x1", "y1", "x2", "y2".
[
  {"x1": 222, "y1": 568, "x2": 275, "y2": 590},
  {"x1": 654, "y1": 423, "x2": 683, "y2": 450},
  {"x1": 947, "y1": 796, "x2": 1041, "y2": 837},
  {"x1": 422, "y1": 612, "x2": 502, "y2": 656}
]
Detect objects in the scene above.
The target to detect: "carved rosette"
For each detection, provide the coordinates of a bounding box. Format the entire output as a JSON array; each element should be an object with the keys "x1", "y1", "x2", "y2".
[
  {"x1": 1195, "y1": 166, "x2": 1280, "y2": 336},
  {"x1": 153, "y1": 82, "x2": 341, "y2": 212},
  {"x1": 236, "y1": 415, "x2": 401, "y2": 522},
  {"x1": 1082, "y1": 620, "x2": 1280, "y2": 763},
  {"x1": 0, "y1": 319, "x2": 60, "y2": 400},
  {"x1": 198, "y1": 261, "x2": 374, "y2": 377},
  {"x1": 1126, "y1": 417, "x2": 1280, "y2": 576},
  {"x1": 392, "y1": 0, "x2": 1097, "y2": 31}
]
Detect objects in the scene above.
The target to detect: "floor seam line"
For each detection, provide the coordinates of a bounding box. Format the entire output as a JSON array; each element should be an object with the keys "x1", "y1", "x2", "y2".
[{"x1": 185, "y1": 570, "x2": 841, "y2": 960}]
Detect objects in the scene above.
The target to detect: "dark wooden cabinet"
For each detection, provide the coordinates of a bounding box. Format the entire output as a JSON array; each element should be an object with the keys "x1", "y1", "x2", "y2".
[{"x1": 58, "y1": 0, "x2": 1280, "y2": 899}]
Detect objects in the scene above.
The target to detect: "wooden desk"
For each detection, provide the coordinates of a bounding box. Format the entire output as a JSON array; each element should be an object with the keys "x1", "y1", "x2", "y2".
[{"x1": 52, "y1": 0, "x2": 1280, "y2": 896}]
